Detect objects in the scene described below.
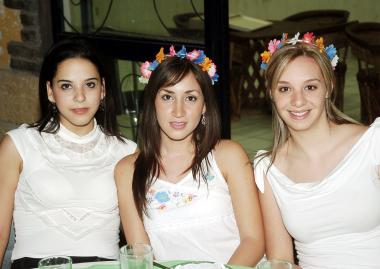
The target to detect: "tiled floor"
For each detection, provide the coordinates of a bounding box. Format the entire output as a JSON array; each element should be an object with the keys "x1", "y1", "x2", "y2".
[{"x1": 231, "y1": 51, "x2": 361, "y2": 159}]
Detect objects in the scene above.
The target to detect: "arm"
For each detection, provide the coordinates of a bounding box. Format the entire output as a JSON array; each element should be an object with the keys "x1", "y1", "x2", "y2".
[
  {"x1": 115, "y1": 153, "x2": 150, "y2": 245},
  {"x1": 214, "y1": 140, "x2": 264, "y2": 267},
  {"x1": 0, "y1": 135, "x2": 21, "y2": 266},
  {"x1": 258, "y1": 173, "x2": 295, "y2": 262}
]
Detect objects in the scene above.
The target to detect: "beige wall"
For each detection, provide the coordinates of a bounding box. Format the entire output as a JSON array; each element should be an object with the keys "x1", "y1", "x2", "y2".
[{"x1": 0, "y1": 1, "x2": 39, "y2": 138}]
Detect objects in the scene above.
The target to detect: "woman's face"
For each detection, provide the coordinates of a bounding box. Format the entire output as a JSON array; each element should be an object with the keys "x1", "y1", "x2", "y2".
[
  {"x1": 154, "y1": 72, "x2": 206, "y2": 143},
  {"x1": 271, "y1": 56, "x2": 328, "y2": 133},
  {"x1": 47, "y1": 58, "x2": 105, "y2": 135}
]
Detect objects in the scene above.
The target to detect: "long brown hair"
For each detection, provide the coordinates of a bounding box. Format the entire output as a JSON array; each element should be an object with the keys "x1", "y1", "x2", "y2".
[
  {"x1": 133, "y1": 56, "x2": 221, "y2": 217},
  {"x1": 256, "y1": 43, "x2": 358, "y2": 168}
]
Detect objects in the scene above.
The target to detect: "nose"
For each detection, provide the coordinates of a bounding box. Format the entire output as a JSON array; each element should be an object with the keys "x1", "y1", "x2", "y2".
[
  {"x1": 290, "y1": 89, "x2": 306, "y2": 107},
  {"x1": 173, "y1": 99, "x2": 184, "y2": 118},
  {"x1": 74, "y1": 87, "x2": 86, "y2": 103}
]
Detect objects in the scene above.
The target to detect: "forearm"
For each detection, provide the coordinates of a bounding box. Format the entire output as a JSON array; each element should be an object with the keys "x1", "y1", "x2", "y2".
[{"x1": 227, "y1": 237, "x2": 265, "y2": 267}]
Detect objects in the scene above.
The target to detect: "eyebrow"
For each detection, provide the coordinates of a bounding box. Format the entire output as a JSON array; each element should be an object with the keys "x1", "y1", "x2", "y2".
[
  {"x1": 159, "y1": 88, "x2": 201, "y2": 94},
  {"x1": 56, "y1": 77, "x2": 98, "y2": 83},
  {"x1": 278, "y1": 78, "x2": 321, "y2": 84}
]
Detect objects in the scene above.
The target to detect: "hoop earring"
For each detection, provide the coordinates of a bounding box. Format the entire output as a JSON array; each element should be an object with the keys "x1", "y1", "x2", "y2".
[{"x1": 201, "y1": 114, "x2": 206, "y2": 125}]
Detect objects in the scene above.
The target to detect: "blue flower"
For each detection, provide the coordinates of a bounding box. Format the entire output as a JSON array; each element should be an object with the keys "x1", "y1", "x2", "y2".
[
  {"x1": 176, "y1": 45, "x2": 187, "y2": 59},
  {"x1": 155, "y1": 191, "x2": 170, "y2": 203},
  {"x1": 325, "y1": 45, "x2": 337, "y2": 60},
  {"x1": 149, "y1": 60, "x2": 160, "y2": 71},
  {"x1": 205, "y1": 173, "x2": 215, "y2": 181},
  {"x1": 193, "y1": 51, "x2": 206, "y2": 64},
  {"x1": 260, "y1": 62, "x2": 268, "y2": 70}
]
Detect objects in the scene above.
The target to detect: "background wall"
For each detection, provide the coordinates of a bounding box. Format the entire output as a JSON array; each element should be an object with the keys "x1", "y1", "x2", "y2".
[{"x1": 229, "y1": 0, "x2": 380, "y2": 22}]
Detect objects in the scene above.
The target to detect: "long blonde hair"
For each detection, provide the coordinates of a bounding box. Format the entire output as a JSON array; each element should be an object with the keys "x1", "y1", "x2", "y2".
[{"x1": 257, "y1": 43, "x2": 358, "y2": 167}]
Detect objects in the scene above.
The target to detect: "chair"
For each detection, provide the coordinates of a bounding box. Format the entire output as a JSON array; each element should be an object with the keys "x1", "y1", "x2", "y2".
[
  {"x1": 284, "y1": 10, "x2": 351, "y2": 111},
  {"x1": 346, "y1": 22, "x2": 380, "y2": 124}
]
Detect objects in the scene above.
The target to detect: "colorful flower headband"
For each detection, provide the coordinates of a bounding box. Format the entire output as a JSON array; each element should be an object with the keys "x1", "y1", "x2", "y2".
[
  {"x1": 139, "y1": 45, "x2": 219, "y2": 85},
  {"x1": 260, "y1": 32, "x2": 339, "y2": 70}
]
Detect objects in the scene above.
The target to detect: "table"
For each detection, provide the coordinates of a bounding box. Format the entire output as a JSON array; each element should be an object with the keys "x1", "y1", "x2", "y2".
[
  {"x1": 229, "y1": 20, "x2": 351, "y2": 117},
  {"x1": 70, "y1": 260, "x2": 254, "y2": 269}
]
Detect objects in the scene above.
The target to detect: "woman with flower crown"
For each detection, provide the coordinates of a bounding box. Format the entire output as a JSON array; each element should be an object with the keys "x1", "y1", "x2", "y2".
[
  {"x1": 0, "y1": 38, "x2": 137, "y2": 268},
  {"x1": 115, "y1": 45, "x2": 264, "y2": 266},
  {"x1": 254, "y1": 32, "x2": 380, "y2": 268}
]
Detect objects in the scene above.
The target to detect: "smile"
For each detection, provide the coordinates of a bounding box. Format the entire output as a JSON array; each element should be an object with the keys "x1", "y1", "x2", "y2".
[{"x1": 289, "y1": 110, "x2": 309, "y2": 120}]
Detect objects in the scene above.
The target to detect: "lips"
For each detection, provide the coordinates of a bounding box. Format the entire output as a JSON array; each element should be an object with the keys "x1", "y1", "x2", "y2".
[
  {"x1": 170, "y1": 121, "x2": 186, "y2": 129},
  {"x1": 71, "y1": 108, "x2": 89, "y2": 114},
  {"x1": 289, "y1": 110, "x2": 309, "y2": 120}
]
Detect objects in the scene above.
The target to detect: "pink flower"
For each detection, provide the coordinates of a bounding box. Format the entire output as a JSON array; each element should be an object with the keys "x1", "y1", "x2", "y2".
[
  {"x1": 207, "y1": 63, "x2": 217, "y2": 77},
  {"x1": 303, "y1": 32, "x2": 315, "y2": 44},
  {"x1": 186, "y1": 49, "x2": 201, "y2": 61},
  {"x1": 268, "y1": 39, "x2": 281, "y2": 53},
  {"x1": 140, "y1": 61, "x2": 152, "y2": 79},
  {"x1": 169, "y1": 45, "x2": 176, "y2": 56}
]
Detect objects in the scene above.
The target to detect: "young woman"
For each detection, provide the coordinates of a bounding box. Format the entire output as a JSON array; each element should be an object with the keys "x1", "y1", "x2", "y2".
[
  {"x1": 0, "y1": 38, "x2": 136, "y2": 268},
  {"x1": 115, "y1": 46, "x2": 264, "y2": 266},
  {"x1": 254, "y1": 32, "x2": 380, "y2": 268}
]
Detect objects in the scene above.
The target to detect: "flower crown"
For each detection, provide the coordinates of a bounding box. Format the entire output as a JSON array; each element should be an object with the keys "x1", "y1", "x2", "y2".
[
  {"x1": 139, "y1": 45, "x2": 219, "y2": 85},
  {"x1": 260, "y1": 32, "x2": 339, "y2": 70}
]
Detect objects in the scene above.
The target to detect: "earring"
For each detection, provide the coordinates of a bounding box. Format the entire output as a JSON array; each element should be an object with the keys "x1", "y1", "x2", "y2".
[
  {"x1": 201, "y1": 114, "x2": 206, "y2": 125},
  {"x1": 99, "y1": 99, "x2": 105, "y2": 111},
  {"x1": 49, "y1": 102, "x2": 57, "y2": 115}
]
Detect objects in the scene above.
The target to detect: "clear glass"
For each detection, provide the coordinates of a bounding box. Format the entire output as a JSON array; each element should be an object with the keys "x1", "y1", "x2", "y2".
[
  {"x1": 257, "y1": 260, "x2": 294, "y2": 269},
  {"x1": 38, "y1": 256, "x2": 72, "y2": 269},
  {"x1": 120, "y1": 243, "x2": 153, "y2": 269}
]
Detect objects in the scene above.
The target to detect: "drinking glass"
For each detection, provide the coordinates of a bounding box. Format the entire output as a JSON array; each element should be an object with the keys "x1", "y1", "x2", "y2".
[
  {"x1": 257, "y1": 260, "x2": 294, "y2": 269},
  {"x1": 38, "y1": 256, "x2": 72, "y2": 269},
  {"x1": 120, "y1": 243, "x2": 153, "y2": 269}
]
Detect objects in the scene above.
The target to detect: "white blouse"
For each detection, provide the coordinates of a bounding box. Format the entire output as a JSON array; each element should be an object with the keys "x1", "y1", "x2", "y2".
[
  {"x1": 254, "y1": 118, "x2": 380, "y2": 269},
  {"x1": 7, "y1": 122, "x2": 136, "y2": 260}
]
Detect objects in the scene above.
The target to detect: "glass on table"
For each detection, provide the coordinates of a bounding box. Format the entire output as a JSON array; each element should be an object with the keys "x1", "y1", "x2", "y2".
[
  {"x1": 38, "y1": 255, "x2": 72, "y2": 269},
  {"x1": 257, "y1": 259, "x2": 294, "y2": 269},
  {"x1": 120, "y1": 243, "x2": 153, "y2": 269}
]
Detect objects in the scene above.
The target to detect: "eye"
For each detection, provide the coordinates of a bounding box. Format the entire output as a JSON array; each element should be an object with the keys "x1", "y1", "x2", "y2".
[
  {"x1": 60, "y1": 83, "x2": 72, "y2": 90},
  {"x1": 305, "y1": 85, "x2": 317, "y2": 91},
  {"x1": 161, "y1": 94, "x2": 173, "y2": 101},
  {"x1": 278, "y1": 86, "x2": 290, "y2": 93},
  {"x1": 86, "y1": 81, "x2": 96, "y2": 88},
  {"x1": 186, "y1": 95, "x2": 198, "y2": 102}
]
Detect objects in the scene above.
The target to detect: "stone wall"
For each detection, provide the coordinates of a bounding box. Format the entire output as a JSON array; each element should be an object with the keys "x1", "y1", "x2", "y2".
[{"x1": 0, "y1": 0, "x2": 52, "y2": 138}]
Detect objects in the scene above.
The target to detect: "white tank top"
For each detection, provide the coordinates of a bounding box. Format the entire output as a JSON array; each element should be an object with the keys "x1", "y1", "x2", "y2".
[
  {"x1": 143, "y1": 152, "x2": 240, "y2": 263},
  {"x1": 254, "y1": 118, "x2": 380, "y2": 269},
  {"x1": 7, "y1": 122, "x2": 136, "y2": 260}
]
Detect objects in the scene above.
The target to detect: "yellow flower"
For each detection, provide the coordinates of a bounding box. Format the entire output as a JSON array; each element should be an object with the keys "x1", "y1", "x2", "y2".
[{"x1": 156, "y1": 47, "x2": 165, "y2": 63}]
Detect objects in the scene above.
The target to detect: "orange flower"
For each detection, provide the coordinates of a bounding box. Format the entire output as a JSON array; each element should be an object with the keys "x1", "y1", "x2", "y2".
[
  {"x1": 156, "y1": 47, "x2": 165, "y2": 63},
  {"x1": 261, "y1": 50, "x2": 271, "y2": 63},
  {"x1": 316, "y1": 37, "x2": 325, "y2": 52},
  {"x1": 200, "y1": 57, "x2": 212, "y2": 71}
]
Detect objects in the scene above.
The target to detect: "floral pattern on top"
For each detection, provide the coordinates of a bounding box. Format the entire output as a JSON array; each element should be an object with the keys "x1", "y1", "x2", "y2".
[{"x1": 148, "y1": 172, "x2": 215, "y2": 211}]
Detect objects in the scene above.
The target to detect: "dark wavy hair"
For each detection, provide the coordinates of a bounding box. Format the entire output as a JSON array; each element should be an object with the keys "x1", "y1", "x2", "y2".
[
  {"x1": 133, "y1": 56, "x2": 221, "y2": 217},
  {"x1": 30, "y1": 37, "x2": 123, "y2": 140}
]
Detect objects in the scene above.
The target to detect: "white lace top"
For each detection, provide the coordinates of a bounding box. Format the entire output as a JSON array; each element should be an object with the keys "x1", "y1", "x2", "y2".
[
  {"x1": 7, "y1": 122, "x2": 136, "y2": 260},
  {"x1": 143, "y1": 152, "x2": 240, "y2": 263},
  {"x1": 254, "y1": 118, "x2": 380, "y2": 269}
]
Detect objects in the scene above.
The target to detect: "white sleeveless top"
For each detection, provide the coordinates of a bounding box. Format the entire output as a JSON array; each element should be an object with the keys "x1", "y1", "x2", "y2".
[
  {"x1": 254, "y1": 118, "x2": 380, "y2": 269},
  {"x1": 143, "y1": 152, "x2": 240, "y2": 263},
  {"x1": 7, "y1": 122, "x2": 136, "y2": 260}
]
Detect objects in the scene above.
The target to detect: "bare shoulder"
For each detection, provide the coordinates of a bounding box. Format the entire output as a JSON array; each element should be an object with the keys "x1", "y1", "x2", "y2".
[
  {"x1": 115, "y1": 151, "x2": 139, "y2": 183},
  {"x1": 337, "y1": 123, "x2": 369, "y2": 143},
  {"x1": 214, "y1": 139, "x2": 251, "y2": 170},
  {"x1": 0, "y1": 134, "x2": 20, "y2": 160}
]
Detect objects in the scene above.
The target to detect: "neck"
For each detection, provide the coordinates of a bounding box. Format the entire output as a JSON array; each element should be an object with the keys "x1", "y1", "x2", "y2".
[{"x1": 160, "y1": 135, "x2": 195, "y2": 157}]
